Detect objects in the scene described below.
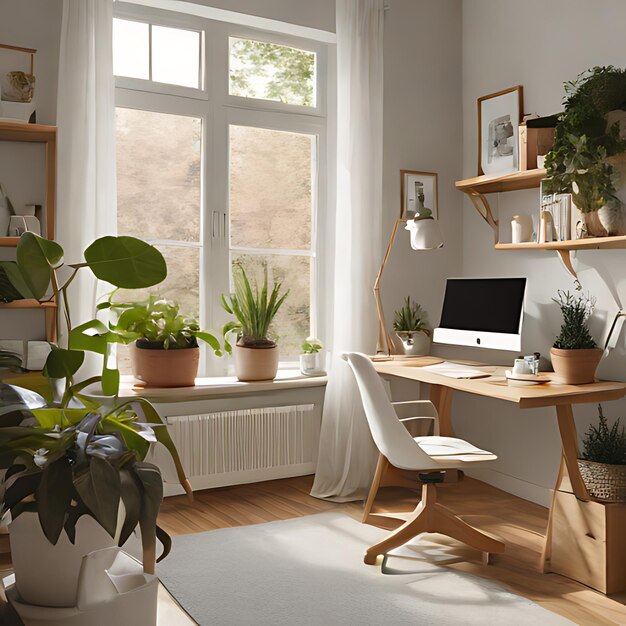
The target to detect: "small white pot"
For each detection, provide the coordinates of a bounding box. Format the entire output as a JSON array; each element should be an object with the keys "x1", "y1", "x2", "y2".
[
  {"x1": 394, "y1": 331, "x2": 431, "y2": 356},
  {"x1": 299, "y1": 352, "x2": 326, "y2": 376}
]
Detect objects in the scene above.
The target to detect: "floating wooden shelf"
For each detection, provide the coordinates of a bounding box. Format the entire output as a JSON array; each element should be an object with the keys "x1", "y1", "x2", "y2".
[
  {"x1": 0, "y1": 121, "x2": 57, "y2": 142},
  {"x1": 495, "y1": 236, "x2": 626, "y2": 251},
  {"x1": 455, "y1": 168, "x2": 546, "y2": 194}
]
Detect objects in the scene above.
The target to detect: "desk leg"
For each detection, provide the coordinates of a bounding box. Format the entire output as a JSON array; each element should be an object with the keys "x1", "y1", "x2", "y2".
[
  {"x1": 430, "y1": 384, "x2": 454, "y2": 437},
  {"x1": 541, "y1": 403, "x2": 591, "y2": 573}
]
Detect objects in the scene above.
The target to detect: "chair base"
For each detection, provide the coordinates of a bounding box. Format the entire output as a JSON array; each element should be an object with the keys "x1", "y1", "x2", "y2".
[{"x1": 363, "y1": 480, "x2": 505, "y2": 565}]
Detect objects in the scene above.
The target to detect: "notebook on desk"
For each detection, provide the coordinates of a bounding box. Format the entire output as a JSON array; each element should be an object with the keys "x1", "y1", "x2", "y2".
[{"x1": 419, "y1": 361, "x2": 492, "y2": 379}]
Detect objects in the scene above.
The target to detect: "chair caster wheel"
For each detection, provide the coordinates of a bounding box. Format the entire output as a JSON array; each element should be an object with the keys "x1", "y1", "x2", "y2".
[{"x1": 363, "y1": 552, "x2": 378, "y2": 565}]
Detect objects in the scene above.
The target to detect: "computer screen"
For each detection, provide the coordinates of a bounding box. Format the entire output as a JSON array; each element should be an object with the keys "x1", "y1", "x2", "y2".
[{"x1": 434, "y1": 277, "x2": 526, "y2": 350}]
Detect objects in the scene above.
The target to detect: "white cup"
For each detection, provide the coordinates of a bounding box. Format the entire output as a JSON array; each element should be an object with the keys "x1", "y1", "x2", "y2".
[{"x1": 512, "y1": 358, "x2": 531, "y2": 375}]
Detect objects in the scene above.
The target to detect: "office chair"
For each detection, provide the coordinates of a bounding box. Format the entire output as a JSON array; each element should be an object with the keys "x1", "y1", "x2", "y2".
[{"x1": 345, "y1": 352, "x2": 505, "y2": 565}]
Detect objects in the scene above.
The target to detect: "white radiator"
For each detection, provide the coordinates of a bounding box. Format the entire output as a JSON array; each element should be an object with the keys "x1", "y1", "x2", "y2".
[{"x1": 162, "y1": 404, "x2": 319, "y2": 491}]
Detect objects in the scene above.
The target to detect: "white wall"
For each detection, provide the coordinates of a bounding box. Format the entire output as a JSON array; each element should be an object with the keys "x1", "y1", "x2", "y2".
[{"x1": 459, "y1": 0, "x2": 626, "y2": 505}]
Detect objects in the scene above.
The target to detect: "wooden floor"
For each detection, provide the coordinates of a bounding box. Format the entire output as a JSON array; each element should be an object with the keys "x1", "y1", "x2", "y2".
[{"x1": 159, "y1": 475, "x2": 626, "y2": 626}]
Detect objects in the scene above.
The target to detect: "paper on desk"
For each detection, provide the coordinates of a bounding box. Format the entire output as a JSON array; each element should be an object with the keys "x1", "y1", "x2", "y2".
[{"x1": 420, "y1": 361, "x2": 490, "y2": 379}]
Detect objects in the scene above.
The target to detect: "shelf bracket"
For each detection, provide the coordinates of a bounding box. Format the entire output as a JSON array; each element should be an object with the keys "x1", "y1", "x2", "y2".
[
  {"x1": 463, "y1": 188, "x2": 499, "y2": 244},
  {"x1": 556, "y1": 249, "x2": 577, "y2": 279}
]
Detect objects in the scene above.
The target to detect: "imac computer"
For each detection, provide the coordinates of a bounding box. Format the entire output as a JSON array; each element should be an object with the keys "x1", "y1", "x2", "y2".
[{"x1": 433, "y1": 277, "x2": 526, "y2": 351}]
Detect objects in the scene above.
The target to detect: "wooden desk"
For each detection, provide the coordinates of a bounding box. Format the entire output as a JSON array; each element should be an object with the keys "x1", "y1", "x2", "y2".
[{"x1": 372, "y1": 357, "x2": 626, "y2": 593}]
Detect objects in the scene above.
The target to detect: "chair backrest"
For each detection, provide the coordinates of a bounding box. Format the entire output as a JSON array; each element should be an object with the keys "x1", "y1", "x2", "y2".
[{"x1": 345, "y1": 352, "x2": 432, "y2": 469}]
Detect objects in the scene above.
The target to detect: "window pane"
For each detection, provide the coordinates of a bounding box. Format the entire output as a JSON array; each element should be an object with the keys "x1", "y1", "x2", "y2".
[
  {"x1": 114, "y1": 244, "x2": 200, "y2": 374},
  {"x1": 231, "y1": 253, "x2": 311, "y2": 357},
  {"x1": 116, "y1": 108, "x2": 201, "y2": 243},
  {"x1": 152, "y1": 25, "x2": 201, "y2": 88},
  {"x1": 229, "y1": 38, "x2": 316, "y2": 107},
  {"x1": 113, "y1": 19, "x2": 149, "y2": 80},
  {"x1": 230, "y1": 125, "x2": 313, "y2": 250}
]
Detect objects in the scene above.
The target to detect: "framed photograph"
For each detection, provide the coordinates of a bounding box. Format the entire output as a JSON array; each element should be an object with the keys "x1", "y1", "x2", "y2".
[
  {"x1": 478, "y1": 86, "x2": 523, "y2": 176},
  {"x1": 400, "y1": 170, "x2": 438, "y2": 219}
]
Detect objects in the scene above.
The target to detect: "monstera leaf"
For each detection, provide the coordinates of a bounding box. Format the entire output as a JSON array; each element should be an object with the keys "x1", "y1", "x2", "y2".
[{"x1": 82, "y1": 236, "x2": 166, "y2": 289}]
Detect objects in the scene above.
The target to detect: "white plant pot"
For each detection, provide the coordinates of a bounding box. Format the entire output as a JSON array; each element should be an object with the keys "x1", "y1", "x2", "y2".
[
  {"x1": 299, "y1": 352, "x2": 326, "y2": 376},
  {"x1": 9, "y1": 506, "x2": 133, "y2": 608},
  {"x1": 394, "y1": 331, "x2": 431, "y2": 356}
]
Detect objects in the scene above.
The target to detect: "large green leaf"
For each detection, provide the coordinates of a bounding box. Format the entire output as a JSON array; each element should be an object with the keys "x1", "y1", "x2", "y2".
[
  {"x1": 73, "y1": 457, "x2": 121, "y2": 539},
  {"x1": 32, "y1": 408, "x2": 91, "y2": 429},
  {"x1": 36, "y1": 457, "x2": 73, "y2": 545},
  {"x1": 43, "y1": 347, "x2": 84, "y2": 380},
  {"x1": 16, "y1": 232, "x2": 63, "y2": 300},
  {"x1": 82, "y1": 236, "x2": 166, "y2": 289},
  {"x1": 118, "y1": 469, "x2": 142, "y2": 547},
  {"x1": 0, "y1": 262, "x2": 34, "y2": 300},
  {"x1": 3, "y1": 375, "x2": 54, "y2": 404}
]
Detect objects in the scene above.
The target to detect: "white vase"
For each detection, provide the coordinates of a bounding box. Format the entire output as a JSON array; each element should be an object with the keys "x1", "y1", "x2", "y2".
[
  {"x1": 9, "y1": 506, "x2": 134, "y2": 608},
  {"x1": 394, "y1": 331, "x2": 430, "y2": 356},
  {"x1": 299, "y1": 352, "x2": 325, "y2": 376}
]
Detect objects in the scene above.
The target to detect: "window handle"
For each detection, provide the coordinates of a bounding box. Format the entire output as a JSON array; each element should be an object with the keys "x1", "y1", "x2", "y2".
[
  {"x1": 223, "y1": 212, "x2": 228, "y2": 241},
  {"x1": 212, "y1": 211, "x2": 220, "y2": 238}
]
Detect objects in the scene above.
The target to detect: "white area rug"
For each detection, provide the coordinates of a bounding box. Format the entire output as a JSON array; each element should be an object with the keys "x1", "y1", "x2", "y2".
[{"x1": 157, "y1": 512, "x2": 573, "y2": 626}]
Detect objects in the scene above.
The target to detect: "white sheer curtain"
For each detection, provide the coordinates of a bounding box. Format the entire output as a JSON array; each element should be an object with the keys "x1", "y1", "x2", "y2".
[
  {"x1": 311, "y1": 0, "x2": 384, "y2": 501},
  {"x1": 56, "y1": 0, "x2": 116, "y2": 341}
]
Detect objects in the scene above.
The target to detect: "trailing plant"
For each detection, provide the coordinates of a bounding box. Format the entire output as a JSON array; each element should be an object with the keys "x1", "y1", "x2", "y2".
[
  {"x1": 108, "y1": 296, "x2": 221, "y2": 353},
  {"x1": 552, "y1": 290, "x2": 597, "y2": 350},
  {"x1": 301, "y1": 339, "x2": 323, "y2": 354},
  {"x1": 221, "y1": 264, "x2": 289, "y2": 353},
  {"x1": 544, "y1": 66, "x2": 626, "y2": 213},
  {"x1": 393, "y1": 297, "x2": 430, "y2": 334},
  {"x1": 581, "y1": 404, "x2": 626, "y2": 465}
]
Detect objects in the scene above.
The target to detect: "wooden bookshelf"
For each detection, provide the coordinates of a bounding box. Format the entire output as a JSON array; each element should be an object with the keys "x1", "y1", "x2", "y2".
[
  {"x1": 495, "y1": 236, "x2": 626, "y2": 251},
  {"x1": 0, "y1": 121, "x2": 56, "y2": 246}
]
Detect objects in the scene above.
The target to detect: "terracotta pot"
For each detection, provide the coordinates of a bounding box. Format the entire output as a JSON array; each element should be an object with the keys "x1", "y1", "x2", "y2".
[
  {"x1": 233, "y1": 344, "x2": 279, "y2": 381},
  {"x1": 550, "y1": 347, "x2": 603, "y2": 385},
  {"x1": 583, "y1": 211, "x2": 609, "y2": 237},
  {"x1": 131, "y1": 342, "x2": 199, "y2": 387}
]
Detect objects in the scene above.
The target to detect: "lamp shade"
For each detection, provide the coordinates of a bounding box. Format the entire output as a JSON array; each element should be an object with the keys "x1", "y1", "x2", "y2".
[{"x1": 405, "y1": 217, "x2": 444, "y2": 250}]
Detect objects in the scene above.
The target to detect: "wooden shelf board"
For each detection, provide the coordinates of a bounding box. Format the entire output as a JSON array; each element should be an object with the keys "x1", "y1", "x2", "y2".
[
  {"x1": 0, "y1": 237, "x2": 18, "y2": 247},
  {"x1": 496, "y1": 236, "x2": 626, "y2": 252},
  {"x1": 0, "y1": 121, "x2": 57, "y2": 142},
  {"x1": 0, "y1": 299, "x2": 56, "y2": 310},
  {"x1": 456, "y1": 168, "x2": 546, "y2": 194}
]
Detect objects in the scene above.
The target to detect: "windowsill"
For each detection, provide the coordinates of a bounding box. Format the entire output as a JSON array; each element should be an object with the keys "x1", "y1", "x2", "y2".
[{"x1": 118, "y1": 368, "x2": 327, "y2": 402}]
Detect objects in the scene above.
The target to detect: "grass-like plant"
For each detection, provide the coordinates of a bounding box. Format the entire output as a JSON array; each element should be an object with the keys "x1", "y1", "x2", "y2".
[
  {"x1": 582, "y1": 404, "x2": 626, "y2": 465},
  {"x1": 393, "y1": 297, "x2": 430, "y2": 334},
  {"x1": 109, "y1": 296, "x2": 221, "y2": 353},
  {"x1": 221, "y1": 264, "x2": 289, "y2": 353},
  {"x1": 553, "y1": 290, "x2": 597, "y2": 349}
]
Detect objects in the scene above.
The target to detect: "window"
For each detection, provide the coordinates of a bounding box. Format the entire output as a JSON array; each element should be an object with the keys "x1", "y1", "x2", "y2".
[
  {"x1": 113, "y1": 18, "x2": 202, "y2": 89},
  {"x1": 114, "y1": 10, "x2": 327, "y2": 371}
]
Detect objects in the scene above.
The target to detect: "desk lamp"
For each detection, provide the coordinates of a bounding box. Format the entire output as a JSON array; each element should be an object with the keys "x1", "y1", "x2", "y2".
[{"x1": 374, "y1": 182, "x2": 443, "y2": 355}]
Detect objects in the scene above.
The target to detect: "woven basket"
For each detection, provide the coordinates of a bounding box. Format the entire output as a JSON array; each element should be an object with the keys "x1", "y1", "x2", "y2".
[{"x1": 578, "y1": 459, "x2": 626, "y2": 502}]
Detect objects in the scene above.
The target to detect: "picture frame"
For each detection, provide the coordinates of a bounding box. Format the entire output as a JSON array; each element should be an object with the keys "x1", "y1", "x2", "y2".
[
  {"x1": 477, "y1": 86, "x2": 523, "y2": 176},
  {"x1": 400, "y1": 170, "x2": 438, "y2": 219}
]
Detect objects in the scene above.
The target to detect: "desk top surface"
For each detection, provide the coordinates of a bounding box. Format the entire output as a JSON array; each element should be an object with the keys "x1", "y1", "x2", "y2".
[{"x1": 372, "y1": 357, "x2": 626, "y2": 408}]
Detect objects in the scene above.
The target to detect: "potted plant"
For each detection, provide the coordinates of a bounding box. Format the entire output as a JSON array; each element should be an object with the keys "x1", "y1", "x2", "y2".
[
  {"x1": 109, "y1": 296, "x2": 222, "y2": 388},
  {"x1": 578, "y1": 404, "x2": 626, "y2": 501},
  {"x1": 222, "y1": 264, "x2": 288, "y2": 381},
  {"x1": 544, "y1": 66, "x2": 626, "y2": 237},
  {"x1": 550, "y1": 290, "x2": 603, "y2": 384},
  {"x1": 392, "y1": 297, "x2": 430, "y2": 356},
  {"x1": 300, "y1": 338, "x2": 325, "y2": 376},
  {"x1": 0, "y1": 232, "x2": 192, "y2": 609}
]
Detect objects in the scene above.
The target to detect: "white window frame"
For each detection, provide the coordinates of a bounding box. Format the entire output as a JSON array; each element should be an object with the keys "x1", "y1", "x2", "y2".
[{"x1": 113, "y1": 3, "x2": 332, "y2": 374}]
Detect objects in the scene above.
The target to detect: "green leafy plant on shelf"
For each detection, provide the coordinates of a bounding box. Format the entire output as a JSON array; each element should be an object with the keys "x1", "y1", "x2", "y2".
[
  {"x1": 392, "y1": 297, "x2": 430, "y2": 335},
  {"x1": 552, "y1": 290, "x2": 597, "y2": 349},
  {"x1": 221, "y1": 264, "x2": 289, "y2": 353},
  {"x1": 544, "y1": 66, "x2": 626, "y2": 213},
  {"x1": 0, "y1": 232, "x2": 192, "y2": 571},
  {"x1": 301, "y1": 339, "x2": 323, "y2": 354},
  {"x1": 581, "y1": 404, "x2": 626, "y2": 465},
  {"x1": 108, "y1": 295, "x2": 221, "y2": 353}
]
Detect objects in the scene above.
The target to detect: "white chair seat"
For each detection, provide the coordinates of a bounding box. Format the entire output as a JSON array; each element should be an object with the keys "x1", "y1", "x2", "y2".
[{"x1": 414, "y1": 436, "x2": 497, "y2": 463}]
